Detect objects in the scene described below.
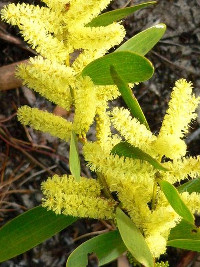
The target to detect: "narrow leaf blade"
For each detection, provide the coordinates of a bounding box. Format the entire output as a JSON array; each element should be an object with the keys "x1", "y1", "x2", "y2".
[
  {"x1": 177, "y1": 178, "x2": 200, "y2": 194},
  {"x1": 116, "y1": 208, "x2": 154, "y2": 267},
  {"x1": 168, "y1": 220, "x2": 200, "y2": 251},
  {"x1": 82, "y1": 51, "x2": 154, "y2": 85},
  {"x1": 0, "y1": 206, "x2": 76, "y2": 262},
  {"x1": 117, "y1": 24, "x2": 166, "y2": 55},
  {"x1": 110, "y1": 65, "x2": 149, "y2": 129},
  {"x1": 168, "y1": 239, "x2": 200, "y2": 252},
  {"x1": 169, "y1": 220, "x2": 200, "y2": 241},
  {"x1": 66, "y1": 230, "x2": 126, "y2": 267},
  {"x1": 69, "y1": 131, "x2": 80, "y2": 181},
  {"x1": 87, "y1": 1, "x2": 156, "y2": 27},
  {"x1": 111, "y1": 141, "x2": 168, "y2": 171},
  {"x1": 158, "y1": 180, "x2": 194, "y2": 224}
]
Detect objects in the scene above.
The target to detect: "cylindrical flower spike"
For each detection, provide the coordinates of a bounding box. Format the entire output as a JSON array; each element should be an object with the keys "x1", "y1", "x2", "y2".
[
  {"x1": 41, "y1": 175, "x2": 116, "y2": 219},
  {"x1": 16, "y1": 57, "x2": 75, "y2": 110},
  {"x1": 18, "y1": 106, "x2": 72, "y2": 141}
]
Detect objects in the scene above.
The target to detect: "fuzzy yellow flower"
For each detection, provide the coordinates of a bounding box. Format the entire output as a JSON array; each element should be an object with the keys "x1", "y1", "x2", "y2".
[{"x1": 41, "y1": 175, "x2": 116, "y2": 219}]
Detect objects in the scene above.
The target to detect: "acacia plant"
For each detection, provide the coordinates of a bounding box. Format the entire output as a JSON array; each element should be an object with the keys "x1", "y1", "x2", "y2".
[{"x1": 0, "y1": 1, "x2": 200, "y2": 266}]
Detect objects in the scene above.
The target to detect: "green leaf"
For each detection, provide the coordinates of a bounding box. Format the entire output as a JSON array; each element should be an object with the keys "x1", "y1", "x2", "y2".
[
  {"x1": 69, "y1": 131, "x2": 80, "y2": 181},
  {"x1": 110, "y1": 65, "x2": 149, "y2": 129},
  {"x1": 168, "y1": 220, "x2": 200, "y2": 252},
  {"x1": 66, "y1": 230, "x2": 126, "y2": 267},
  {"x1": 87, "y1": 1, "x2": 156, "y2": 27},
  {"x1": 158, "y1": 180, "x2": 194, "y2": 224},
  {"x1": 169, "y1": 220, "x2": 200, "y2": 241},
  {"x1": 116, "y1": 208, "x2": 154, "y2": 267},
  {"x1": 168, "y1": 239, "x2": 200, "y2": 252},
  {"x1": 82, "y1": 51, "x2": 154, "y2": 85},
  {"x1": 0, "y1": 206, "x2": 76, "y2": 262},
  {"x1": 116, "y1": 24, "x2": 166, "y2": 55},
  {"x1": 111, "y1": 141, "x2": 168, "y2": 171},
  {"x1": 177, "y1": 178, "x2": 200, "y2": 194}
]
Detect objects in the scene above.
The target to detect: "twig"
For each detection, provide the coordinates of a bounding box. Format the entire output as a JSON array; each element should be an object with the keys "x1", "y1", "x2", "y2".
[
  {"x1": 186, "y1": 128, "x2": 200, "y2": 144},
  {"x1": 151, "y1": 51, "x2": 199, "y2": 76},
  {"x1": 73, "y1": 229, "x2": 109, "y2": 242},
  {"x1": 0, "y1": 60, "x2": 28, "y2": 91},
  {"x1": 19, "y1": 164, "x2": 57, "y2": 186}
]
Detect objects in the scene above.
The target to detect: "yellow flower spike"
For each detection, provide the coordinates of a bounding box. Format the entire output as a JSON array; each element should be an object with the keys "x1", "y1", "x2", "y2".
[
  {"x1": 72, "y1": 76, "x2": 97, "y2": 135},
  {"x1": 145, "y1": 234, "x2": 167, "y2": 258},
  {"x1": 160, "y1": 79, "x2": 199, "y2": 138},
  {"x1": 41, "y1": 174, "x2": 116, "y2": 219},
  {"x1": 95, "y1": 105, "x2": 111, "y2": 148},
  {"x1": 1, "y1": 3, "x2": 68, "y2": 62},
  {"x1": 42, "y1": 0, "x2": 70, "y2": 13},
  {"x1": 41, "y1": 175, "x2": 102, "y2": 197},
  {"x1": 154, "y1": 79, "x2": 200, "y2": 159},
  {"x1": 96, "y1": 85, "x2": 120, "y2": 102},
  {"x1": 16, "y1": 57, "x2": 75, "y2": 110},
  {"x1": 181, "y1": 192, "x2": 200, "y2": 214},
  {"x1": 111, "y1": 107, "x2": 157, "y2": 155},
  {"x1": 68, "y1": 23, "x2": 125, "y2": 51},
  {"x1": 65, "y1": 0, "x2": 111, "y2": 26},
  {"x1": 18, "y1": 106, "x2": 72, "y2": 141},
  {"x1": 83, "y1": 142, "x2": 156, "y2": 189}
]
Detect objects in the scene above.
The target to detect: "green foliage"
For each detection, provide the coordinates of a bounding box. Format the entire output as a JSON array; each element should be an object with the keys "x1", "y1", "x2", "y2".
[
  {"x1": 87, "y1": 1, "x2": 156, "y2": 27},
  {"x1": 116, "y1": 24, "x2": 166, "y2": 55},
  {"x1": 158, "y1": 180, "x2": 194, "y2": 223},
  {"x1": 0, "y1": 206, "x2": 76, "y2": 262},
  {"x1": 82, "y1": 51, "x2": 154, "y2": 85},
  {"x1": 69, "y1": 131, "x2": 80, "y2": 181},
  {"x1": 116, "y1": 208, "x2": 154, "y2": 267},
  {"x1": 110, "y1": 66, "x2": 149, "y2": 129},
  {"x1": 178, "y1": 178, "x2": 200, "y2": 193},
  {"x1": 111, "y1": 141, "x2": 168, "y2": 171},
  {"x1": 66, "y1": 230, "x2": 126, "y2": 266},
  {"x1": 168, "y1": 220, "x2": 200, "y2": 251}
]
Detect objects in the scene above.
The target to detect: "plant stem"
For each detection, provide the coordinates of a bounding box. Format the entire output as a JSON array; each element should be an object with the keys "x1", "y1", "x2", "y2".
[
  {"x1": 97, "y1": 172, "x2": 113, "y2": 199},
  {"x1": 151, "y1": 180, "x2": 158, "y2": 210}
]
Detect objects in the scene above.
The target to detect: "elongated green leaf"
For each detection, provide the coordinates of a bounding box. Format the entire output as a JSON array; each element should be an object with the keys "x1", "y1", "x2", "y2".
[
  {"x1": 158, "y1": 180, "x2": 194, "y2": 224},
  {"x1": 110, "y1": 65, "x2": 149, "y2": 129},
  {"x1": 169, "y1": 220, "x2": 200, "y2": 241},
  {"x1": 111, "y1": 141, "x2": 168, "y2": 171},
  {"x1": 66, "y1": 230, "x2": 126, "y2": 267},
  {"x1": 178, "y1": 178, "x2": 200, "y2": 193},
  {"x1": 0, "y1": 206, "x2": 76, "y2": 262},
  {"x1": 117, "y1": 24, "x2": 166, "y2": 55},
  {"x1": 82, "y1": 51, "x2": 154, "y2": 85},
  {"x1": 168, "y1": 220, "x2": 200, "y2": 252},
  {"x1": 69, "y1": 131, "x2": 80, "y2": 181},
  {"x1": 116, "y1": 208, "x2": 154, "y2": 267},
  {"x1": 87, "y1": 1, "x2": 156, "y2": 27},
  {"x1": 168, "y1": 239, "x2": 200, "y2": 252}
]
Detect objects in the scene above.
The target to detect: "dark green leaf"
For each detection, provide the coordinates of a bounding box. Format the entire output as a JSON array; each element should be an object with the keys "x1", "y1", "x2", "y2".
[
  {"x1": 82, "y1": 51, "x2": 154, "y2": 85},
  {"x1": 116, "y1": 208, "x2": 154, "y2": 267},
  {"x1": 111, "y1": 141, "x2": 168, "y2": 171},
  {"x1": 87, "y1": 1, "x2": 156, "y2": 27},
  {"x1": 169, "y1": 220, "x2": 200, "y2": 241},
  {"x1": 110, "y1": 65, "x2": 149, "y2": 129},
  {"x1": 168, "y1": 239, "x2": 200, "y2": 252},
  {"x1": 0, "y1": 206, "x2": 76, "y2": 262},
  {"x1": 116, "y1": 24, "x2": 166, "y2": 55},
  {"x1": 66, "y1": 230, "x2": 126, "y2": 267},
  {"x1": 178, "y1": 178, "x2": 200, "y2": 194},
  {"x1": 168, "y1": 220, "x2": 200, "y2": 252},
  {"x1": 158, "y1": 180, "x2": 194, "y2": 224},
  {"x1": 69, "y1": 131, "x2": 80, "y2": 181}
]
